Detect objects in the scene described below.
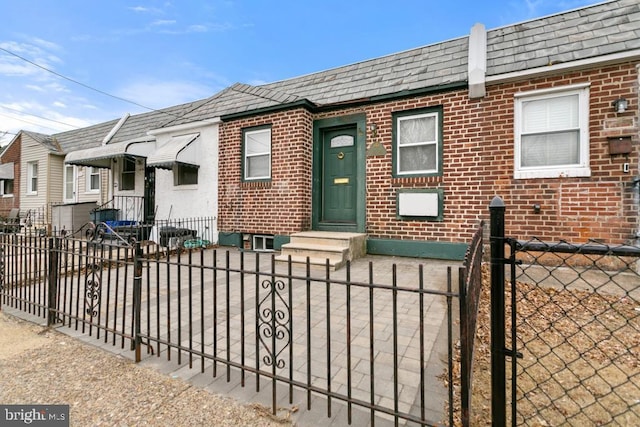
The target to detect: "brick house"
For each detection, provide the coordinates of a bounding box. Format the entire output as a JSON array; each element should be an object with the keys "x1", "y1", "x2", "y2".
[
  {"x1": 167, "y1": 0, "x2": 637, "y2": 261},
  {"x1": 0, "y1": 131, "x2": 22, "y2": 217}
]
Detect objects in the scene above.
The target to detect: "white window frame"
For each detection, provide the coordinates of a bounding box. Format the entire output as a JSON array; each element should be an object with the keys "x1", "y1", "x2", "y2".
[
  {"x1": 514, "y1": 84, "x2": 590, "y2": 179},
  {"x1": 395, "y1": 110, "x2": 441, "y2": 176},
  {"x1": 252, "y1": 234, "x2": 274, "y2": 252},
  {"x1": 27, "y1": 161, "x2": 38, "y2": 194},
  {"x1": 120, "y1": 157, "x2": 136, "y2": 191},
  {"x1": 243, "y1": 127, "x2": 271, "y2": 181},
  {"x1": 63, "y1": 164, "x2": 77, "y2": 203},
  {"x1": 0, "y1": 179, "x2": 13, "y2": 197},
  {"x1": 86, "y1": 166, "x2": 100, "y2": 193}
]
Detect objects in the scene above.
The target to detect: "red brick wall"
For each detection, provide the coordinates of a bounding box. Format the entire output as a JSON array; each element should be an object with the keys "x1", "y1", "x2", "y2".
[
  {"x1": 219, "y1": 62, "x2": 639, "y2": 245},
  {"x1": 475, "y1": 63, "x2": 639, "y2": 243},
  {"x1": 218, "y1": 108, "x2": 314, "y2": 234},
  {"x1": 0, "y1": 136, "x2": 21, "y2": 217}
]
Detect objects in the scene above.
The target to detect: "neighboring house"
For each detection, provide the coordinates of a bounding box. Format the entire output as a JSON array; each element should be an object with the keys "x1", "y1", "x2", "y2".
[
  {"x1": 0, "y1": 131, "x2": 22, "y2": 218},
  {"x1": 167, "y1": 0, "x2": 639, "y2": 259},
  {"x1": 146, "y1": 117, "x2": 220, "y2": 244},
  {"x1": 64, "y1": 98, "x2": 217, "y2": 242},
  {"x1": 1, "y1": 122, "x2": 118, "y2": 232}
]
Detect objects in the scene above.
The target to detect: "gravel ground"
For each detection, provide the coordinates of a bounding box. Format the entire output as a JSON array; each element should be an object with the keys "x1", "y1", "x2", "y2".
[{"x1": 0, "y1": 311, "x2": 292, "y2": 426}]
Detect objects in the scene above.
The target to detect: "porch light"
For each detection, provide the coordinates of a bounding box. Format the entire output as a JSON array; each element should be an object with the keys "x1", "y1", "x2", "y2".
[
  {"x1": 368, "y1": 123, "x2": 378, "y2": 137},
  {"x1": 613, "y1": 97, "x2": 628, "y2": 113}
]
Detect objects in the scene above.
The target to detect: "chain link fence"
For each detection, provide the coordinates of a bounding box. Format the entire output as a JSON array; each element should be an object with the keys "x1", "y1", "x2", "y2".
[{"x1": 507, "y1": 238, "x2": 640, "y2": 425}]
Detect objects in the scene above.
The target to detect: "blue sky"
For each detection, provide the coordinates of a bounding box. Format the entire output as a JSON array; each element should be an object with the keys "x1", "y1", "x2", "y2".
[{"x1": 0, "y1": 0, "x2": 604, "y2": 145}]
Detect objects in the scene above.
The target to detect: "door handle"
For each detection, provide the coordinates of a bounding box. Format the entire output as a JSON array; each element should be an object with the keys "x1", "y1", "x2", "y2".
[{"x1": 337, "y1": 152, "x2": 344, "y2": 160}]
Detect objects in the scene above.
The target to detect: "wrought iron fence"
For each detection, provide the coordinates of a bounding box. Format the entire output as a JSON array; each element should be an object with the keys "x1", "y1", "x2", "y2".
[
  {"x1": 458, "y1": 221, "x2": 484, "y2": 426},
  {"x1": 490, "y1": 197, "x2": 640, "y2": 426},
  {"x1": 0, "y1": 227, "x2": 484, "y2": 426}
]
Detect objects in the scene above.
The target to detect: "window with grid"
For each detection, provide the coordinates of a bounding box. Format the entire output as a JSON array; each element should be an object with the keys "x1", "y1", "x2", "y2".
[
  {"x1": 393, "y1": 108, "x2": 442, "y2": 177},
  {"x1": 243, "y1": 127, "x2": 271, "y2": 181},
  {"x1": 515, "y1": 85, "x2": 590, "y2": 179}
]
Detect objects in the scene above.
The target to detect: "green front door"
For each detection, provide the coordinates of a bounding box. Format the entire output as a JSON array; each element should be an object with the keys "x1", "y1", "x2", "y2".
[{"x1": 322, "y1": 127, "x2": 357, "y2": 224}]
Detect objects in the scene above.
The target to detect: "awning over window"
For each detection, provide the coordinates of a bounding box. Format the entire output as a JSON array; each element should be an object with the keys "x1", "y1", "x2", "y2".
[
  {"x1": 146, "y1": 133, "x2": 200, "y2": 169},
  {"x1": 65, "y1": 138, "x2": 156, "y2": 168},
  {"x1": 0, "y1": 163, "x2": 14, "y2": 180}
]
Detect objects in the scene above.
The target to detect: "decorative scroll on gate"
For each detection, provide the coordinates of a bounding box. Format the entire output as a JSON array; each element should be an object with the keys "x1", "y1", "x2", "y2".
[
  {"x1": 257, "y1": 279, "x2": 291, "y2": 369},
  {"x1": 85, "y1": 262, "x2": 102, "y2": 317}
]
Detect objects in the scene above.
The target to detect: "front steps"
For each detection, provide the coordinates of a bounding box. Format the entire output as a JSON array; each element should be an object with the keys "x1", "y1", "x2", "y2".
[{"x1": 275, "y1": 231, "x2": 367, "y2": 270}]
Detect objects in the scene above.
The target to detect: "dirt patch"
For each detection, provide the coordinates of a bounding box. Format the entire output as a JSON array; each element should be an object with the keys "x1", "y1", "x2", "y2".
[
  {"x1": 0, "y1": 311, "x2": 292, "y2": 426},
  {"x1": 459, "y1": 265, "x2": 640, "y2": 426},
  {"x1": 0, "y1": 313, "x2": 52, "y2": 360}
]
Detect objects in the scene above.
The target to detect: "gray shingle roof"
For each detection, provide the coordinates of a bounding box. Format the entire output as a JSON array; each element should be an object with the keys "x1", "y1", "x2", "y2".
[
  {"x1": 486, "y1": 0, "x2": 640, "y2": 76},
  {"x1": 52, "y1": 119, "x2": 120, "y2": 154},
  {"x1": 170, "y1": 0, "x2": 638, "y2": 125},
  {"x1": 167, "y1": 37, "x2": 469, "y2": 125},
  {"x1": 43, "y1": 98, "x2": 209, "y2": 155},
  {"x1": 107, "y1": 98, "x2": 208, "y2": 144}
]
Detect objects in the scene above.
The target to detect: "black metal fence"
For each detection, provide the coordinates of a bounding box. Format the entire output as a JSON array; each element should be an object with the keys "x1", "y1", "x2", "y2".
[
  {"x1": 490, "y1": 197, "x2": 640, "y2": 426},
  {"x1": 0, "y1": 226, "x2": 484, "y2": 427}
]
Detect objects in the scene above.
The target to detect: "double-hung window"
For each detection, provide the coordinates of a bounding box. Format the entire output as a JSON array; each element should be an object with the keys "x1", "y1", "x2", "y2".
[
  {"x1": 120, "y1": 157, "x2": 136, "y2": 190},
  {"x1": 393, "y1": 107, "x2": 443, "y2": 177},
  {"x1": 514, "y1": 84, "x2": 590, "y2": 179},
  {"x1": 243, "y1": 127, "x2": 271, "y2": 181},
  {"x1": 87, "y1": 167, "x2": 100, "y2": 192},
  {"x1": 27, "y1": 161, "x2": 38, "y2": 194}
]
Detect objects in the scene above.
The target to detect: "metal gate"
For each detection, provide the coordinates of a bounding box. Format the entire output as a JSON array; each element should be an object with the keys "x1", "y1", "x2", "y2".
[{"x1": 490, "y1": 197, "x2": 640, "y2": 426}]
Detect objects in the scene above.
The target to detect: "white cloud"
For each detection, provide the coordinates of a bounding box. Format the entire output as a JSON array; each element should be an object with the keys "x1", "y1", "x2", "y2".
[
  {"x1": 128, "y1": 6, "x2": 163, "y2": 14},
  {"x1": 152, "y1": 19, "x2": 176, "y2": 26},
  {"x1": 187, "y1": 24, "x2": 208, "y2": 33}
]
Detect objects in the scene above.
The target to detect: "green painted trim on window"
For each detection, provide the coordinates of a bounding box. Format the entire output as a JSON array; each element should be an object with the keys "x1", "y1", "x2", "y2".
[
  {"x1": 392, "y1": 105, "x2": 444, "y2": 178},
  {"x1": 241, "y1": 125, "x2": 272, "y2": 183},
  {"x1": 312, "y1": 114, "x2": 366, "y2": 233},
  {"x1": 367, "y1": 238, "x2": 467, "y2": 261},
  {"x1": 396, "y1": 188, "x2": 444, "y2": 221}
]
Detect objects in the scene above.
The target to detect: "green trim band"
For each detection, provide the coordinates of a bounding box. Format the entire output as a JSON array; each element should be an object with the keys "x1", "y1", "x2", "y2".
[{"x1": 367, "y1": 238, "x2": 467, "y2": 261}]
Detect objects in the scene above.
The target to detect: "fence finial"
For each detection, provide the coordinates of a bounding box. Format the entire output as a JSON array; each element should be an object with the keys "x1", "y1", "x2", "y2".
[{"x1": 490, "y1": 195, "x2": 505, "y2": 208}]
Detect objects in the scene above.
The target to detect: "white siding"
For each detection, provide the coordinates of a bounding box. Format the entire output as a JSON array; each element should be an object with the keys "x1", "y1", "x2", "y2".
[
  {"x1": 20, "y1": 135, "x2": 51, "y2": 214},
  {"x1": 153, "y1": 123, "x2": 219, "y2": 243}
]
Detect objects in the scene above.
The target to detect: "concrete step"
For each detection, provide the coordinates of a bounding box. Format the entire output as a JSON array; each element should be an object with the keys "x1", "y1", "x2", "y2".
[{"x1": 277, "y1": 231, "x2": 366, "y2": 271}]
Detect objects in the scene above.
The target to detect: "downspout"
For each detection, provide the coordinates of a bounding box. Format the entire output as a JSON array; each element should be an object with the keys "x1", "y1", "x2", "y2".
[
  {"x1": 468, "y1": 23, "x2": 487, "y2": 99},
  {"x1": 103, "y1": 113, "x2": 130, "y2": 145}
]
